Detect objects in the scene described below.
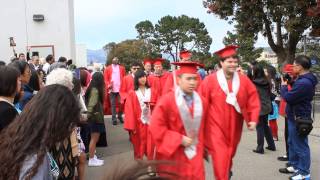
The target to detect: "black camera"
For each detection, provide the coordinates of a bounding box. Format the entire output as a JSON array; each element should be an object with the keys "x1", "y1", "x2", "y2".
[{"x1": 282, "y1": 73, "x2": 294, "y2": 85}]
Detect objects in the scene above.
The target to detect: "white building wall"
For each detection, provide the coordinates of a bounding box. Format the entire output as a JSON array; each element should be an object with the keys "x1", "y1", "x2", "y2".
[
  {"x1": 76, "y1": 44, "x2": 87, "y2": 68},
  {"x1": 0, "y1": 0, "x2": 76, "y2": 65}
]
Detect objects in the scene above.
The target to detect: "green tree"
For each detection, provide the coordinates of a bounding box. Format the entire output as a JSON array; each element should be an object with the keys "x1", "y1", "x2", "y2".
[
  {"x1": 103, "y1": 39, "x2": 149, "y2": 71},
  {"x1": 135, "y1": 20, "x2": 160, "y2": 55},
  {"x1": 136, "y1": 15, "x2": 213, "y2": 62},
  {"x1": 103, "y1": 39, "x2": 169, "y2": 71},
  {"x1": 203, "y1": 0, "x2": 320, "y2": 64},
  {"x1": 223, "y1": 31, "x2": 263, "y2": 64},
  {"x1": 296, "y1": 38, "x2": 320, "y2": 72}
]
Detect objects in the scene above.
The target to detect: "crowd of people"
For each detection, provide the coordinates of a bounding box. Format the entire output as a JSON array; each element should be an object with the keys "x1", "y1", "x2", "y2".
[{"x1": 0, "y1": 45, "x2": 318, "y2": 180}]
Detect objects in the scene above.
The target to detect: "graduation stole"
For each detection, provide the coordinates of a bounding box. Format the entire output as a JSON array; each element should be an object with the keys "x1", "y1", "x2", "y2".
[
  {"x1": 174, "y1": 87, "x2": 203, "y2": 160},
  {"x1": 135, "y1": 88, "x2": 151, "y2": 124},
  {"x1": 216, "y1": 69, "x2": 241, "y2": 114}
]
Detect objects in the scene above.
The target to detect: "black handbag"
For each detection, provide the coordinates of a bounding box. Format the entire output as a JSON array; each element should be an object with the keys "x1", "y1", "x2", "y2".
[{"x1": 295, "y1": 116, "x2": 313, "y2": 137}]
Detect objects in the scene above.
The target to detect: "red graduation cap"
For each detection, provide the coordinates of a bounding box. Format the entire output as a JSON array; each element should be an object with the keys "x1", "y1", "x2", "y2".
[
  {"x1": 214, "y1": 45, "x2": 239, "y2": 58},
  {"x1": 143, "y1": 58, "x2": 153, "y2": 65},
  {"x1": 171, "y1": 62, "x2": 201, "y2": 75},
  {"x1": 154, "y1": 58, "x2": 165, "y2": 65},
  {"x1": 179, "y1": 50, "x2": 192, "y2": 59},
  {"x1": 283, "y1": 64, "x2": 293, "y2": 74}
]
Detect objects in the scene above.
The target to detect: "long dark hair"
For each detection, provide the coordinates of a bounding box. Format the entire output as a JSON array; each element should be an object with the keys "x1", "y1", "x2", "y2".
[
  {"x1": 0, "y1": 85, "x2": 81, "y2": 179},
  {"x1": 9, "y1": 60, "x2": 29, "y2": 75},
  {"x1": 104, "y1": 160, "x2": 178, "y2": 180},
  {"x1": 0, "y1": 66, "x2": 21, "y2": 97},
  {"x1": 252, "y1": 63, "x2": 271, "y2": 89},
  {"x1": 134, "y1": 70, "x2": 150, "y2": 91},
  {"x1": 252, "y1": 64, "x2": 267, "y2": 80},
  {"x1": 79, "y1": 68, "x2": 89, "y2": 87},
  {"x1": 72, "y1": 77, "x2": 81, "y2": 95},
  {"x1": 85, "y1": 72, "x2": 105, "y2": 104},
  {"x1": 28, "y1": 71, "x2": 40, "y2": 91}
]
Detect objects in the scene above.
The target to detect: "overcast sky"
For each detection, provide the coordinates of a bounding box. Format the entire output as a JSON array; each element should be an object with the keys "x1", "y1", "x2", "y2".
[{"x1": 74, "y1": 0, "x2": 268, "y2": 51}]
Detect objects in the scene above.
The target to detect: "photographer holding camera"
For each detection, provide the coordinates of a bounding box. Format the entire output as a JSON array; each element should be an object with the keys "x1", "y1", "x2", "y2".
[{"x1": 279, "y1": 55, "x2": 318, "y2": 180}]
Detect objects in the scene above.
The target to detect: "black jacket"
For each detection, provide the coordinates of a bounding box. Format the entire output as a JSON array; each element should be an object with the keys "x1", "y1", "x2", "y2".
[
  {"x1": 0, "y1": 101, "x2": 18, "y2": 132},
  {"x1": 253, "y1": 78, "x2": 272, "y2": 116}
]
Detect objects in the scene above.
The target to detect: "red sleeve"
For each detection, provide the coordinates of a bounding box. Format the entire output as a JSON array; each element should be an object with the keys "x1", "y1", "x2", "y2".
[
  {"x1": 196, "y1": 74, "x2": 202, "y2": 90},
  {"x1": 149, "y1": 95, "x2": 183, "y2": 157},
  {"x1": 162, "y1": 73, "x2": 174, "y2": 95},
  {"x1": 104, "y1": 67, "x2": 111, "y2": 85},
  {"x1": 197, "y1": 75, "x2": 211, "y2": 103},
  {"x1": 243, "y1": 76, "x2": 261, "y2": 124},
  {"x1": 120, "y1": 66, "x2": 126, "y2": 79},
  {"x1": 124, "y1": 91, "x2": 138, "y2": 131},
  {"x1": 148, "y1": 76, "x2": 161, "y2": 103},
  {"x1": 120, "y1": 76, "x2": 128, "y2": 104},
  {"x1": 279, "y1": 98, "x2": 287, "y2": 116}
]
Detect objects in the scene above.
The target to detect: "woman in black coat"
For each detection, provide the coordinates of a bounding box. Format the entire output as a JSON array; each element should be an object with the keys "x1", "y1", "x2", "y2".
[{"x1": 251, "y1": 63, "x2": 276, "y2": 154}]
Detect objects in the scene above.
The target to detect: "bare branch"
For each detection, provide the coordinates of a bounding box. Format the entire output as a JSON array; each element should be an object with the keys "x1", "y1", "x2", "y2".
[
  {"x1": 262, "y1": 14, "x2": 278, "y2": 53},
  {"x1": 276, "y1": 18, "x2": 283, "y2": 48}
]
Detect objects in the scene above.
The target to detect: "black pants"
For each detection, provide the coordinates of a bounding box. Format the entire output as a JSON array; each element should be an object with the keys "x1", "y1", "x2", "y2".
[
  {"x1": 80, "y1": 123, "x2": 90, "y2": 153},
  {"x1": 109, "y1": 92, "x2": 122, "y2": 121},
  {"x1": 256, "y1": 115, "x2": 276, "y2": 151},
  {"x1": 285, "y1": 117, "x2": 289, "y2": 157}
]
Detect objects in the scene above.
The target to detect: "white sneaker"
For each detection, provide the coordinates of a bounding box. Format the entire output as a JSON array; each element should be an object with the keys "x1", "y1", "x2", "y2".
[
  {"x1": 94, "y1": 155, "x2": 104, "y2": 163},
  {"x1": 287, "y1": 166, "x2": 298, "y2": 173},
  {"x1": 88, "y1": 158, "x2": 104, "y2": 167},
  {"x1": 290, "y1": 173, "x2": 311, "y2": 180}
]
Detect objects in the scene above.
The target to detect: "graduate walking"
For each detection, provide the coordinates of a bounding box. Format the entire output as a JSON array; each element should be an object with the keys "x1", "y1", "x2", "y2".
[
  {"x1": 199, "y1": 45, "x2": 261, "y2": 180},
  {"x1": 149, "y1": 62, "x2": 207, "y2": 180}
]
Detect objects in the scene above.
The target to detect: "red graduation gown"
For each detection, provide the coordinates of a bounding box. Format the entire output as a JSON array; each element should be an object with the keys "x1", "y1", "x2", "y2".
[
  {"x1": 198, "y1": 72, "x2": 260, "y2": 180},
  {"x1": 119, "y1": 74, "x2": 134, "y2": 104},
  {"x1": 279, "y1": 85, "x2": 292, "y2": 116},
  {"x1": 124, "y1": 90, "x2": 157, "y2": 160},
  {"x1": 103, "y1": 65, "x2": 126, "y2": 114},
  {"x1": 149, "y1": 91, "x2": 207, "y2": 180},
  {"x1": 162, "y1": 72, "x2": 202, "y2": 95},
  {"x1": 147, "y1": 72, "x2": 170, "y2": 102}
]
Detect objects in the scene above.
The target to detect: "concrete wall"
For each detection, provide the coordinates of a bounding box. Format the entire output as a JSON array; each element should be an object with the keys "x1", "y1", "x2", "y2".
[
  {"x1": 0, "y1": 0, "x2": 76, "y2": 64},
  {"x1": 76, "y1": 44, "x2": 87, "y2": 68}
]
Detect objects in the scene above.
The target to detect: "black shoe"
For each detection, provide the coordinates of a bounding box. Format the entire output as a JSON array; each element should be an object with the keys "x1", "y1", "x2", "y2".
[
  {"x1": 266, "y1": 146, "x2": 276, "y2": 151},
  {"x1": 279, "y1": 167, "x2": 297, "y2": 174},
  {"x1": 112, "y1": 120, "x2": 118, "y2": 125},
  {"x1": 229, "y1": 171, "x2": 233, "y2": 180},
  {"x1": 277, "y1": 155, "x2": 288, "y2": 161},
  {"x1": 252, "y1": 149, "x2": 264, "y2": 154},
  {"x1": 119, "y1": 118, "x2": 124, "y2": 124}
]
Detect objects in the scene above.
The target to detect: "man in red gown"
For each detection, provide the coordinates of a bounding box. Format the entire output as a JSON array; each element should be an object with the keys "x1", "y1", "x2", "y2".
[
  {"x1": 149, "y1": 62, "x2": 207, "y2": 180},
  {"x1": 119, "y1": 61, "x2": 141, "y2": 107},
  {"x1": 103, "y1": 57, "x2": 126, "y2": 124},
  {"x1": 162, "y1": 50, "x2": 202, "y2": 95},
  {"x1": 147, "y1": 58, "x2": 170, "y2": 102},
  {"x1": 198, "y1": 45, "x2": 261, "y2": 180},
  {"x1": 143, "y1": 58, "x2": 153, "y2": 76}
]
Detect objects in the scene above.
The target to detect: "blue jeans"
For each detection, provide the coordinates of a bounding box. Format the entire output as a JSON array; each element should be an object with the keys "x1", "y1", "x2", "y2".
[{"x1": 288, "y1": 118, "x2": 310, "y2": 175}]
